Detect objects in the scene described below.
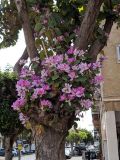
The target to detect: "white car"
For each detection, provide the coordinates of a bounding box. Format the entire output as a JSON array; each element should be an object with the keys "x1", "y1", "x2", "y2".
[
  {"x1": 12, "y1": 148, "x2": 18, "y2": 156},
  {"x1": 65, "y1": 148, "x2": 71, "y2": 159}
]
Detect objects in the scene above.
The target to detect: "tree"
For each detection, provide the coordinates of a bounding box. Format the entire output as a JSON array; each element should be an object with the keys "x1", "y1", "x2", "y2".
[
  {"x1": 0, "y1": 70, "x2": 23, "y2": 160},
  {"x1": 66, "y1": 129, "x2": 93, "y2": 145},
  {"x1": 0, "y1": 0, "x2": 120, "y2": 160}
]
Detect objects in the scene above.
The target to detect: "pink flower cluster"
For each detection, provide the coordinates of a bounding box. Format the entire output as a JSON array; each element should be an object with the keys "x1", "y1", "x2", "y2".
[
  {"x1": 12, "y1": 98, "x2": 26, "y2": 110},
  {"x1": 12, "y1": 46, "x2": 104, "y2": 124}
]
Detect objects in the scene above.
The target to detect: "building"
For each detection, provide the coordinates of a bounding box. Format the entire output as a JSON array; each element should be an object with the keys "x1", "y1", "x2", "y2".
[{"x1": 100, "y1": 25, "x2": 120, "y2": 160}]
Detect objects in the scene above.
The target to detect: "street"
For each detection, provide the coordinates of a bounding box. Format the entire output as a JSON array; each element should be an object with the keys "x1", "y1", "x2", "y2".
[
  {"x1": 0, "y1": 154, "x2": 82, "y2": 160},
  {"x1": 13, "y1": 154, "x2": 82, "y2": 160}
]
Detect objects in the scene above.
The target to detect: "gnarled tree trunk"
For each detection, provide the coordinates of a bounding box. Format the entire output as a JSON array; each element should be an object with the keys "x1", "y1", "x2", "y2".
[
  {"x1": 5, "y1": 135, "x2": 14, "y2": 160},
  {"x1": 29, "y1": 111, "x2": 75, "y2": 160},
  {"x1": 34, "y1": 126, "x2": 66, "y2": 160}
]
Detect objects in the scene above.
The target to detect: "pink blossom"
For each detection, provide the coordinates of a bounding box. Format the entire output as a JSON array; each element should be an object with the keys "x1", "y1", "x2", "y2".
[
  {"x1": 71, "y1": 87, "x2": 85, "y2": 97},
  {"x1": 92, "y1": 61, "x2": 101, "y2": 70},
  {"x1": 60, "y1": 94, "x2": 67, "y2": 101},
  {"x1": 67, "y1": 46, "x2": 74, "y2": 54},
  {"x1": 12, "y1": 98, "x2": 26, "y2": 110},
  {"x1": 17, "y1": 79, "x2": 31, "y2": 88},
  {"x1": 53, "y1": 55, "x2": 63, "y2": 64},
  {"x1": 57, "y1": 63, "x2": 70, "y2": 73},
  {"x1": 41, "y1": 69, "x2": 48, "y2": 79},
  {"x1": 68, "y1": 71, "x2": 76, "y2": 81},
  {"x1": 79, "y1": 63, "x2": 89, "y2": 73},
  {"x1": 20, "y1": 68, "x2": 35, "y2": 78},
  {"x1": 31, "y1": 88, "x2": 46, "y2": 100},
  {"x1": 99, "y1": 55, "x2": 107, "y2": 62},
  {"x1": 19, "y1": 113, "x2": 29, "y2": 124},
  {"x1": 72, "y1": 65, "x2": 79, "y2": 71},
  {"x1": 93, "y1": 75, "x2": 104, "y2": 85},
  {"x1": 32, "y1": 79, "x2": 41, "y2": 87},
  {"x1": 40, "y1": 100, "x2": 52, "y2": 108},
  {"x1": 67, "y1": 58, "x2": 75, "y2": 63},
  {"x1": 35, "y1": 88, "x2": 46, "y2": 95},
  {"x1": 81, "y1": 99, "x2": 93, "y2": 109},
  {"x1": 62, "y1": 83, "x2": 72, "y2": 93},
  {"x1": 43, "y1": 84, "x2": 50, "y2": 91}
]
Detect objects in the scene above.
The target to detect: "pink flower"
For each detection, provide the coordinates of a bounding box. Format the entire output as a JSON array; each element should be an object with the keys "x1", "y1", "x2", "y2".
[
  {"x1": 68, "y1": 71, "x2": 76, "y2": 81},
  {"x1": 40, "y1": 100, "x2": 52, "y2": 108},
  {"x1": 17, "y1": 79, "x2": 31, "y2": 88},
  {"x1": 93, "y1": 75, "x2": 104, "y2": 85},
  {"x1": 19, "y1": 113, "x2": 29, "y2": 124},
  {"x1": 57, "y1": 63, "x2": 70, "y2": 73},
  {"x1": 67, "y1": 46, "x2": 74, "y2": 54},
  {"x1": 62, "y1": 83, "x2": 72, "y2": 93},
  {"x1": 67, "y1": 58, "x2": 75, "y2": 63},
  {"x1": 41, "y1": 69, "x2": 48, "y2": 79},
  {"x1": 60, "y1": 94, "x2": 67, "y2": 101},
  {"x1": 71, "y1": 87, "x2": 85, "y2": 97},
  {"x1": 32, "y1": 79, "x2": 41, "y2": 87},
  {"x1": 79, "y1": 63, "x2": 89, "y2": 73},
  {"x1": 81, "y1": 99, "x2": 93, "y2": 109},
  {"x1": 53, "y1": 55, "x2": 63, "y2": 64},
  {"x1": 31, "y1": 88, "x2": 46, "y2": 100},
  {"x1": 20, "y1": 68, "x2": 35, "y2": 78},
  {"x1": 35, "y1": 88, "x2": 46, "y2": 95},
  {"x1": 43, "y1": 84, "x2": 50, "y2": 91},
  {"x1": 12, "y1": 98, "x2": 26, "y2": 110},
  {"x1": 72, "y1": 65, "x2": 79, "y2": 71},
  {"x1": 92, "y1": 61, "x2": 101, "y2": 70}
]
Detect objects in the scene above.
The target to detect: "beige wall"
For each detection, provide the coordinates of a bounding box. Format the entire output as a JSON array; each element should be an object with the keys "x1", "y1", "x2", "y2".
[{"x1": 102, "y1": 25, "x2": 120, "y2": 99}]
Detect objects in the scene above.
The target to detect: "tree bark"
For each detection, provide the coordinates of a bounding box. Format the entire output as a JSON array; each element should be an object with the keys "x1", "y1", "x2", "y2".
[
  {"x1": 33, "y1": 125, "x2": 66, "y2": 160},
  {"x1": 75, "y1": 0, "x2": 104, "y2": 50},
  {"x1": 14, "y1": 0, "x2": 38, "y2": 60},
  {"x1": 4, "y1": 136, "x2": 14, "y2": 160},
  {"x1": 13, "y1": 48, "x2": 28, "y2": 75}
]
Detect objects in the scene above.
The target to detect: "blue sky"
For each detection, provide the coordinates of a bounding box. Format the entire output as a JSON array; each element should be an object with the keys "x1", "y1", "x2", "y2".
[{"x1": 0, "y1": 31, "x2": 93, "y2": 132}]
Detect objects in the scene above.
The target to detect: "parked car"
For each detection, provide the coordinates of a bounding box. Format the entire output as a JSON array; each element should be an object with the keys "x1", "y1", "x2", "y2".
[
  {"x1": 12, "y1": 148, "x2": 18, "y2": 156},
  {"x1": 85, "y1": 150, "x2": 97, "y2": 159},
  {"x1": 65, "y1": 147, "x2": 71, "y2": 159},
  {"x1": 0, "y1": 148, "x2": 5, "y2": 156},
  {"x1": 73, "y1": 146, "x2": 82, "y2": 156}
]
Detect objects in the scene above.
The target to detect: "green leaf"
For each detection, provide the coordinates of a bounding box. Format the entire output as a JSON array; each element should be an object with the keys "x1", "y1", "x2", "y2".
[
  {"x1": 52, "y1": 74, "x2": 59, "y2": 80},
  {"x1": 39, "y1": 50, "x2": 46, "y2": 60},
  {"x1": 62, "y1": 75, "x2": 68, "y2": 81},
  {"x1": 35, "y1": 23, "x2": 42, "y2": 32}
]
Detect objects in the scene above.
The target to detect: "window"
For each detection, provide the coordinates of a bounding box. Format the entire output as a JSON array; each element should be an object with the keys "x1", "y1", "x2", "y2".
[{"x1": 116, "y1": 45, "x2": 120, "y2": 61}]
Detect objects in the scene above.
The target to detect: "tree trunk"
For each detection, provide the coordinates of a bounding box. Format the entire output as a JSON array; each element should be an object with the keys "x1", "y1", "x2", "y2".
[
  {"x1": 5, "y1": 136, "x2": 14, "y2": 160},
  {"x1": 33, "y1": 125, "x2": 66, "y2": 160}
]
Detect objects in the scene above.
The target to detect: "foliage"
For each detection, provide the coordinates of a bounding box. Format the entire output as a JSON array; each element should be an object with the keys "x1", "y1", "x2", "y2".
[
  {"x1": 12, "y1": 48, "x2": 104, "y2": 125},
  {"x1": 66, "y1": 129, "x2": 93, "y2": 144},
  {"x1": 0, "y1": 0, "x2": 120, "y2": 50},
  {"x1": 0, "y1": 70, "x2": 23, "y2": 136}
]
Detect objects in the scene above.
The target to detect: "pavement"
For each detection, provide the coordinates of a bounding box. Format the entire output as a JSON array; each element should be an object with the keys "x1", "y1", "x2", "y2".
[{"x1": 0, "y1": 155, "x2": 82, "y2": 160}]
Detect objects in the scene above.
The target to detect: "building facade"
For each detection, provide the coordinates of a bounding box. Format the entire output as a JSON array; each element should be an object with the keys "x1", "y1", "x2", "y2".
[{"x1": 100, "y1": 25, "x2": 120, "y2": 160}]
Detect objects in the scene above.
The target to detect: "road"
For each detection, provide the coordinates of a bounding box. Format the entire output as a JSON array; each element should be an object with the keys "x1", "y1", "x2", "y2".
[{"x1": 1, "y1": 154, "x2": 82, "y2": 160}]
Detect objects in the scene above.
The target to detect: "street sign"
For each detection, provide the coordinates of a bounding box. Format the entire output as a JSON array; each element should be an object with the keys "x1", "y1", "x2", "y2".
[{"x1": 18, "y1": 144, "x2": 23, "y2": 151}]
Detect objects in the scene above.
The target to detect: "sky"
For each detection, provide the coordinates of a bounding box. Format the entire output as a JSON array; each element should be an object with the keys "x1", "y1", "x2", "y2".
[{"x1": 0, "y1": 31, "x2": 94, "y2": 132}]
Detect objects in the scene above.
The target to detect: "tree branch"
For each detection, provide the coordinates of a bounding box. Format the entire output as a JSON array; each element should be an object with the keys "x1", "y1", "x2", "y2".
[
  {"x1": 88, "y1": 0, "x2": 114, "y2": 61},
  {"x1": 75, "y1": 0, "x2": 104, "y2": 50},
  {"x1": 14, "y1": 0, "x2": 38, "y2": 60},
  {"x1": 13, "y1": 48, "x2": 28, "y2": 74}
]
